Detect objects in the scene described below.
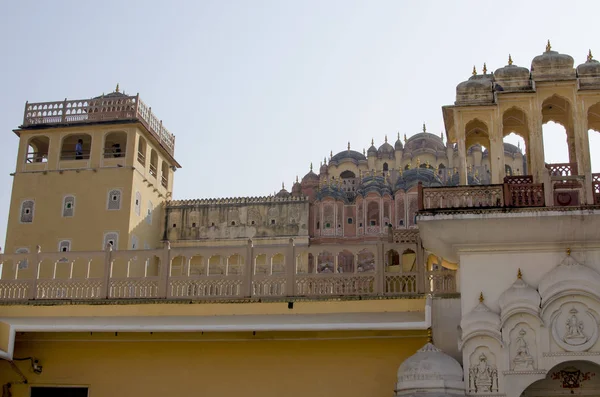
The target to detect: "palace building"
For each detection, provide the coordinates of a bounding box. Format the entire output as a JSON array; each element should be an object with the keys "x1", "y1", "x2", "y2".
[{"x1": 0, "y1": 42, "x2": 600, "y2": 397}]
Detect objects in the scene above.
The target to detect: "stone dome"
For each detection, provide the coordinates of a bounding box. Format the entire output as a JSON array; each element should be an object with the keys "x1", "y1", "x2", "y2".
[
  {"x1": 316, "y1": 182, "x2": 348, "y2": 203},
  {"x1": 498, "y1": 271, "x2": 541, "y2": 324},
  {"x1": 378, "y1": 140, "x2": 395, "y2": 156},
  {"x1": 301, "y1": 168, "x2": 319, "y2": 185},
  {"x1": 460, "y1": 296, "x2": 501, "y2": 345},
  {"x1": 320, "y1": 160, "x2": 328, "y2": 174},
  {"x1": 396, "y1": 168, "x2": 443, "y2": 191},
  {"x1": 291, "y1": 180, "x2": 302, "y2": 196},
  {"x1": 455, "y1": 72, "x2": 494, "y2": 105},
  {"x1": 395, "y1": 135, "x2": 403, "y2": 150},
  {"x1": 538, "y1": 252, "x2": 600, "y2": 306},
  {"x1": 531, "y1": 42, "x2": 575, "y2": 81},
  {"x1": 577, "y1": 51, "x2": 600, "y2": 89},
  {"x1": 275, "y1": 187, "x2": 290, "y2": 198},
  {"x1": 367, "y1": 140, "x2": 378, "y2": 156},
  {"x1": 330, "y1": 149, "x2": 367, "y2": 163},
  {"x1": 404, "y1": 133, "x2": 446, "y2": 154},
  {"x1": 494, "y1": 57, "x2": 531, "y2": 92},
  {"x1": 395, "y1": 343, "x2": 465, "y2": 397},
  {"x1": 356, "y1": 175, "x2": 392, "y2": 197}
]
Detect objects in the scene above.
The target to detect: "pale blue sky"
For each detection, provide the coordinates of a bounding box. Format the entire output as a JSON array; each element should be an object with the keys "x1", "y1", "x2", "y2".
[{"x1": 1, "y1": 0, "x2": 599, "y2": 248}]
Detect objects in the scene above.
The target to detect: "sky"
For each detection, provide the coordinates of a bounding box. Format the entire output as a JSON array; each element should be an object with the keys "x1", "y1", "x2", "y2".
[{"x1": 1, "y1": 0, "x2": 599, "y2": 248}]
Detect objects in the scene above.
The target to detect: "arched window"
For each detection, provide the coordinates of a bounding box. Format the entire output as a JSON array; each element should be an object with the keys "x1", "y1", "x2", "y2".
[
  {"x1": 20, "y1": 200, "x2": 35, "y2": 223},
  {"x1": 383, "y1": 162, "x2": 389, "y2": 172},
  {"x1": 61, "y1": 133, "x2": 92, "y2": 160},
  {"x1": 149, "y1": 150, "x2": 158, "y2": 178},
  {"x1": 271, "y1": 253, "x2": 285, "y2": 274},
  {"x1": 62, "y1": 195, "x2": 75, "y2": 217},
  {"x1": 107, "y1": 189, "x2": 122, "y2": 210},
  {"x1": 317, "y1": 251, "x2": 334, "y2": 273},
  {"x1": 104, "y1": 131, "x2": 127, "y2": 158},
  {"x1": 103, "y1": 232, "x2": 119, "y2": 250},
  {"x1": 58, "y1": 240, "x2": 71, "y2": 252},
  {"x1": 385, "y1": 250, "x2": 400, "y2": 272},
  {"x1": 337, "y1": 250, "x2": 354, "y2": 273},
  {"x1": 505, "y1": 165, "x2": 513, "y2": 176},
  {"x1": 357, "y1": 249, "x2": 375, "y2": 272},
  {"x1": 161, "y1": 161, "x2": 169, "y2": 188},
  {"x1": 137, "y1": 136, "x2": 147, "y2": 165},
  {"x1": 26, "y1": 135, "x2": 49, "y2": 163},
  {"x1": 367, "y1": 201, "x2": 379, "y2": 226}
]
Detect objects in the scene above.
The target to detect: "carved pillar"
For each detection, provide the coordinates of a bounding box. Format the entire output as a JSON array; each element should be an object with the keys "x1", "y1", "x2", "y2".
[
  {"x1": 286, "y1": 238, "x2": 295, "y2": 296},
  {"x1": 455, "y1": 115, "x2": 468, "y2": 185},
  {"x1": 490, "y1": 116, "x2": 505, "y2": 184},
  {"x1": 528, "y1": 108, "x2": 545, "y2": 183},
  {"x1": 574, "y1": 101, "x2": 592, "y2": 175},
  {"x1": 243, "y1": 239, "x2": 253, "y2": 297}
]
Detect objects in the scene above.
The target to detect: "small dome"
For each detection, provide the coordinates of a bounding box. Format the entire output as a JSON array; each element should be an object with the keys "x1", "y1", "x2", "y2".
[
  {"x1": 320, "y1": 162, "x2": 328, "y2": 174},
  {"x1": 301, "y1": 169, "x2": 319, "y2": 185},
  {"x1": 460, "y1": 296, "x2": 501, "y2": 344},
  {"x1": 291, "y1": 179, "x2": 302, "y2": 196},
  {"x1": 396, "y1": 168, "x2": 443, "y2": 191},
  {"x1": 275, "y1": 188, "x2": 290, "y2": 198},
  {"x1": 404, "y1": 133, "x2": 446, "y2": 154},
  {"x1": 494, "y1": 57, "x2": 531, "y2": 92},
  {"x1": 316, "y1": 182, "x2": 348, "y2": 203},
  {"x1": 330, "y1": 150, "x2": 367, "y2": 163},
  {"x1": 498, "y1": 271, "x2": 541, "y2": 323},
  {"x1": 367, "y1": 141, "x2": 378, "y2": 156},
  {"x1": 538, "y1": 252, "x2": 600, "y2": 306},
  {"x1": 395, "y1": 136, "x2": 403, "y2": 150},
  {"x1": 503, "y1": 142, "x2": 522, "y2": 155},
  {"x1": 356, "y1": 175, "x2": 392, "y2": 197},
  {"x1": 395, "y1": 343, "x2": 464, "y2": 397},
  {"x1": 378, "y1": 141, "x2": 394, "y2": 155},
  {"x1": 577, "y1": 51, "x2": 600, "y2": 89},
  {"x1": 531, "y1": 42, "x2": 575, "y2": 81},
  {"x1": 455, "y1": 72, "x2": 494, "y2": 105}
]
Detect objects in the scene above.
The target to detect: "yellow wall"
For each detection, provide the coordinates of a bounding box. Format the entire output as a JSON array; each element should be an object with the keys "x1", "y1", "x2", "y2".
[
  {"x1": 5, "y1": 124, "x2": 175, "y2": 257},
  {"x1": 0, "y1": 331, "x2": 426, "y2": 397}
]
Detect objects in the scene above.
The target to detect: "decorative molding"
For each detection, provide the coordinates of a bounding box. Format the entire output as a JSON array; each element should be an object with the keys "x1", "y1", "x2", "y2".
[{"x1": 543, "y1": 351, "x2": 600, "y2": 357}]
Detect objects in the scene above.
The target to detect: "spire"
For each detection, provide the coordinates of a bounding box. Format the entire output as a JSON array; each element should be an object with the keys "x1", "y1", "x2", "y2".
[
  {"x1": 422, "y1": 123, "x2": 426, "y2": 133},
  {"x1": 282, "y1": 182, "x2": 285, "y2": 189},
  {"x1": 472, "y1": 65, "x2": 477, "y2": 76},
  {"x1": 508, "y1": 54, "x2": 513, "y2": 65},
  {"x1": 347, "y1": 141, "x2": 350, "y2": 151},
  {"x1": 330, "y1": 151, "x2": 332, "y2": 160},
  {"x1": 397, "y1": 132, "x2": 400, "y2": 140},
  {"x1": 546, "y1": 40, "x2": 551, "y2": 52},
  {"x1": 115, "y1": 83, "x2": 120, "y2": 93},
  {"x1": 588, "y1": 49, "x2": 594, "y2": 62},
  {"x1": 310, "y1": 162, "x2": 313, "y2": 171},
  {"x1": 517, "y1": 268, "x2": 522, "y2": 279},
  {"x1": 363, "y1": 148, "x2": 365, "y2": 155},
  {"x1": 479, "y1": 292, "x2": 484, "y2": 303},
  {"x1": 482, "y1": 63, "x2": 487, "y2": 75},
  {"x1": 404, "y1": 133, "x2": 407, "y2": 143},
  {"x1": 385, "y1": 135, "x2": 388, "y2": 143},
  {"x1": 371, "y1": 138, "x2": 374, "y2": 146},
  {"x1": 440, "y1": 131, "x2": 444, "y2": 142},
  {"x1": 296, "y1": 175, "x2": 299, "y2": 183}
]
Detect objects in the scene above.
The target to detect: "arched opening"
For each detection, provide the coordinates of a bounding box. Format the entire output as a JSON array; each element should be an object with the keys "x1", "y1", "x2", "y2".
[
  {"x1": 503, "y1": 107, "x2": 529, "y2": 177},
  {"x1": 357, "y1": 249, "x2": 375, "y2": 272},
  {"x1": 208, "y1": 255, "x2": 224, "y2": 275},
  {"x1": 465, "y1": 119, "x2": 490, "y2": 184},
  {"x1": 337, "y1": 250, "x2": 354, "y2": 273},
  {"x1": 520, "y1": 361, "x2": 600, "y2": 396},
  {"x1": 383, "y1": 162, "x2": 389, "y2": 172},
  {"x1": 161, "y1": 161, "x2": 169, "y2": 188},
  {"x1": 296, "y1": 252, "x2": 309, "y2": 274},
  {"x1": 61, "y1": 133, "x2": 91, "y2": 160},
  {"x1": 271, "y1": 253, "x2": 285, "y2": 274},
  {"x1": 385, "y1": 249, "x2": 400, "y2": 272},
  {"x1": 317, "y1": 251, "x2": 334, "y2": 273},
  {"x1": 104, "y1": 131, "x2": 127, "y2": 158},
  {"x1": 137, "y1": 136, "x2": 147, "y2": 165},
  {"x1": 227, "y1": 254, "x2": 244, "y2": 275},
  {"x1": 340, "y1": 170, "x2": 357, "y2": 193},
  {"x1": 254, "y1": 254, "x2": 268, "y2": 274},
  {"x1": 189, "y1": 255, "x2": 205, "y2": 276},
  {"x1": 170, "y1": 255, "x2": 186, "y2": 277},
  {"x1": 149, "y1": 149, "x2": 158, "y2": 178},
  {"x1": 542, "y1": 95, "x2": 574, "y2": 172},
  {"x1": 587, "y1": 102, "x2": 600, "y2": 173},
  {"x1": 26, "y1": 135, "x2": 49, "y2": 163},
  {"x1": 401, "y1": 249, "x2": 416, "y2": 272},
  {"x1": 367, "y1": 201, "x2": 379, "y2": 227}
]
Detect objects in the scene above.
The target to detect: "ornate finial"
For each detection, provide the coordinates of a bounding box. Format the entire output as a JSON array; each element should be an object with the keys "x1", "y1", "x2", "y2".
[
  {"x1": 546, "y1": 40, "x2": 551, "y2": 52},
  {"x1": 310, "y1": 162, "x2": 313, "y2": 171},
  {"x1": 422, "y1": 123, "x2": 426, "y2": 133},
  {"x1": 399, "y1": 168, "x2": 403, "y2": 176},
  {"x1": 566, "y1": 247, "x2": 571, "y2": 256},
  {"x1": 517, "y1": 268, "x2": 522, "y2": 279},
  {"x1": 406, "y1": 161, "x2": 411, "y2": 170},
  {"x1": 440, "y1": 131, "x2": 444, "y2": 140},
  {"x1": 330, "y1": 150, "x2": 333, "y2": 159},
  {"x1": 347, "y1": 142, "x2": 350, "y2": 151},
  {"x1": 427, "y1": 327, "x2": 433, "y2": 343},
  {"x1": 385, "y1": 135, "x2": 388, "y2": 143},
  {"x1": 404, "y1": 133, "x2": 407, "y2": 143},
  {"x1": 479, "y1": 292, "x2": 484, "y2": 303},
  {"x1": 482, "y1": 63, "x2": 487, "y2": 75},
  {"x1": 435, "y1": 164, "x2": 439, "y2": 173},
  {"x1": 397, "y1": 132, "x2": 400, "y2": 140},
  {"x1": 588, "y1": 49, "x2": 594, "y2": 62},
  {"x1": 371, "y1": 138, "x2": 374, "y2": 146},
  {"x1": 359, "y1": 169, "x2": 363, "y2": 179},
  {"x1": 115, "y1": 83, "x2": 120, "y2": 93},
  {"x1": 416, "y1": 158, "x2": 421, "y2": 167},
  {"x1": 508, "y1": 54, "x2": 513, "y2": 65},
  {"x1": 296, "y1": 175, "x2": 299, "y2": 183},
  {"x1": 363, "y1": 148, "x2": 366, "y2": 155},
  {"x1": 453, "y1": 167, "x2": 458, "y2": 174},
  {"x1": 472, "y1": 65, "x2": 477, "y2": 76},
  {"x1": 282, "y1": 182, "x2": 285, "y2": 189}
]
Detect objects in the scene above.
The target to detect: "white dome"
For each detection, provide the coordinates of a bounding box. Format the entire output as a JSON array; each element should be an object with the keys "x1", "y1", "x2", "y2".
[
  {"x1": 395, "y1": 343, "x2": 465, "y2": 397},
  {"x1": 538, "y1": 253, "x2": 600, "y2": 306},
  {"x1": 498, "y1": 272, "x2": 541, "y2": 324},
  {"x1": 460, "y1": 298, "x2": 501, "y2": 345}
]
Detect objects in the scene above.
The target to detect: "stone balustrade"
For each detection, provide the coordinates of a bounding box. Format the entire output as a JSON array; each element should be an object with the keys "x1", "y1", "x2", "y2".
[
  {"x1": 0, "y1": 244, "x2": 456, "y2": 302},
  {"x1": 22, "y1": 95, "x2": 175, "y2": 155}
]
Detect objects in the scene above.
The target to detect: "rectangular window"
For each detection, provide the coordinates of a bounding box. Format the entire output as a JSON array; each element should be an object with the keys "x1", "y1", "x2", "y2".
[
  {"x1": 107, "y1": 189, "x2": 122, "y2": 210},
  {"x1": 31, "y1": 387, "x2": 88, "y2": 397},
  {"x1": 146, "y1": 201, "x2": 153, "y2": 224},
  {"x1": 135, "y1": 191, "x2": 141, "y2": 216},
  {"x1": 63, "y1": 195, "x2": 75, "y2": 217},
  {"x1": 20, "y1": 199, "x2": 35, "y2": 223}
]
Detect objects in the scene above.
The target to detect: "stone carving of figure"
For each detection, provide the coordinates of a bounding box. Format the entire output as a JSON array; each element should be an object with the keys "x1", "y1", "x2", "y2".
[
  {"x1": 513, "y1": 329, "x2": 535, "y2": 371},
  {"x1": 469, "y1": 353, "x2": 498, "y2": 393},
  {"x1": 564, "y1": 308, "x2": 588, "y2": 345}
]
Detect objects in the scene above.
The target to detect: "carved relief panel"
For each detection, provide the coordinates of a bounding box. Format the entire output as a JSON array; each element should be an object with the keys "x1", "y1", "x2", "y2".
[
  {"x1": 468, "y1": 347, "x2": 499, "y2": 394},
  {"x1": 509, "y1": 324, "x2": 537, "y2": 371},
  {"x1": 550, "y1": 302, "x2": 599, "y2": 352}
]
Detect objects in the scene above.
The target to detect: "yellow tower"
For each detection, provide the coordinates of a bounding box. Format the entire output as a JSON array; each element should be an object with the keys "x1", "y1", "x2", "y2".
[{"x1": 4, "y1": 87, "x2": 181, "y2": 256}]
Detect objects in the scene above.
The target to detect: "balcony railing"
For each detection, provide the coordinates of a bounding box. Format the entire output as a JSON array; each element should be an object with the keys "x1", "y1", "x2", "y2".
[
  {"x1": 149, "y1": 163, "x2": 157, "y2": 178},
  {"x1": 593, "y1": 173, "x2": 600, "y2": 205},
  {"x1": 0, "y1": 245, "x2": 455, "y2": 302},
  {"x1": 22, "y1": 95, "x2": 175, "y2": 156}
]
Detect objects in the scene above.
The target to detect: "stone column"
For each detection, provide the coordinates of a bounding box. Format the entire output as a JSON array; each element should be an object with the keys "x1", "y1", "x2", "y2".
[
  {"x1": 454, "y1": 114, "x2": 468, "y2": 185},
  {"x1": 573, "y1": 101, "x2": 592, "y2": 175},
  {"x1": 528, "y1": 107, "x2": 545, "y2": 183},
  {"x1": 489, "y1": 116, "x2": 505, "y2": 184}
]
